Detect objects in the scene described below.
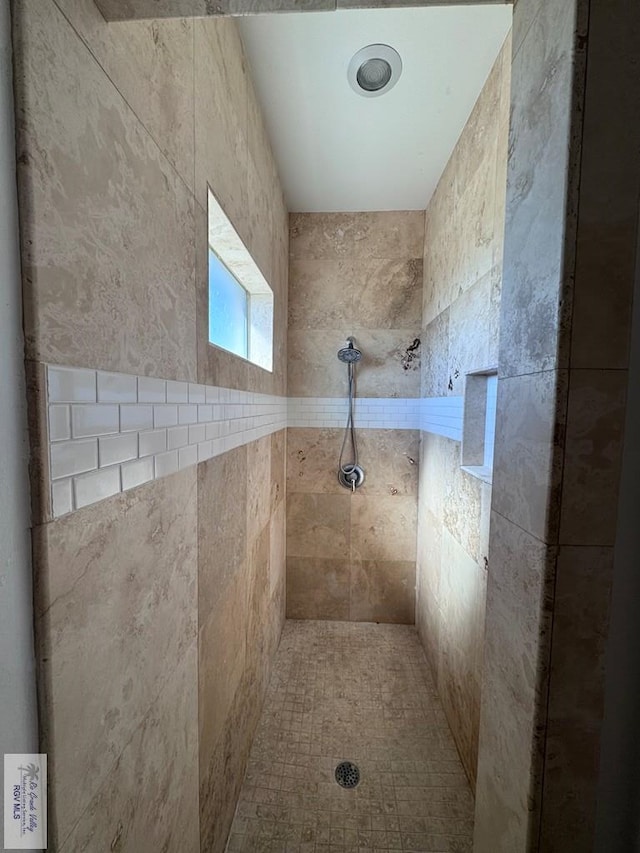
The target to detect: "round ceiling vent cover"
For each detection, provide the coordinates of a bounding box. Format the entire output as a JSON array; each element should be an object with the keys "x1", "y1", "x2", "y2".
[{"x1": 348, "y1": 44, "x2": 402, "y2": 98}]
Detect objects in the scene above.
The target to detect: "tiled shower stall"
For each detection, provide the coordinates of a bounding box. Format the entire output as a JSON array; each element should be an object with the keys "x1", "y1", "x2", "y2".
[{"x1": 6, "y1": 0, "x2": 640, "y2": 852}]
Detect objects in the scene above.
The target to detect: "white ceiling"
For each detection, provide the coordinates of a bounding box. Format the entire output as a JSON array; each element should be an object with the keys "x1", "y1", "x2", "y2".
[{"x1": 238, "y1": 6, "x2": 512, "y2": 212}]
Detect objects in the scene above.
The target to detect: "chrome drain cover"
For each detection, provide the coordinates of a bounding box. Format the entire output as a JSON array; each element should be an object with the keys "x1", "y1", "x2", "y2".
[{"x1": 335, "y1": 761, "x2": 360, "y2": 789}]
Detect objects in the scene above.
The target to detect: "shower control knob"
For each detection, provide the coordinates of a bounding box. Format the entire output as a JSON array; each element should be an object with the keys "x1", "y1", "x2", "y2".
[{"x1": 338, "y1": 464, "x2": 365, "y2": 491}]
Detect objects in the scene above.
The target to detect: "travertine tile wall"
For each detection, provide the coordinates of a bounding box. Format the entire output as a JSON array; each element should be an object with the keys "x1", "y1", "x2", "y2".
[
  {"x1": 474, "y1": 0, "x2": 640, "y2": 850},
  {"x1": 416, "y1": 35, "x2": 510, "y2": 790},
  {"x1": 93, "y1": 0, "x2": 509, "y2": 20},
  {"x1": 12, "y1": 1, "x2": 287, "y2": 851},
  {"x1": 287, "y1": 212, "x2": 424, "y2": 624},
  {"x1": 536, "y1": 0, "x2": 640, "y2": 848}
]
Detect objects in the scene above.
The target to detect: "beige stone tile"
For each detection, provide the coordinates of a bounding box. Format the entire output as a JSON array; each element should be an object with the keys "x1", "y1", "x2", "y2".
[
  {"x1": 437, "y1": 530, "x2": 486, "y2": 786},
  {"x1": 33, "y1": 469, "x2": 198, "y2": 844},
  {"x1": 267, "y1": 569, "x2": 286, "y2": 664},
  {"x1": 96, "y1": 0, "x2": 335, "y2": 18},
  {"x1": 350, "y1": 328, "x2": 422, "y2": 398},
  {"x1": 286, "y1": 427, "x2": 344, "y2": 495},
  {"x1": 246, "y1": 434, "x2": 272, "y2": 544},
  {"x1": 200, "y1": 668, "x2": 261, "y2": 853},
  {"x1": 14, "y1": 0, "x2": 197, "y2": 379},
  {"x1": 479, "y1": 480, "x2": 492, "y2": 566},
  {"x1": 461, "y1": 373, "x2": 488, "y2": 466},
  {"x1": 269, "y1": 499, "x2": 286, "y2": 598},
  {"x1": 512, "y1": 0, "x2": 538, "y2": 59},
  {"x1": 198, "y1": 447, "x2": 247, "y2": 609},
  {"x1": 443, "y1": 465, "x2": 484, "y2": 565},
  {"x1": 421, "y1": 309, "x2": 450, "y2": 398},
  {"x1": 227, "y1": 621, "x2": 474, "y2": 851},
  {"x1": 569, "y1": 0, "x2": 640, "y2": 371},
  {"x1": 419, "y1": 432, "x2": 460, "y2": 525},
  {"x1": 417, "y1": 594, "x2": 441, "y2": 680},
  {"x1": 53, "y1": 0, "x2": 195, "y2": 191},
  {"x1": 286, "y1": 493, "x2": 350, "y2": 559},
  {"x1": 450, "y1": 38, "x2": 502, "y2": 211},
  {"x1": 422, "y1": 173, "x2": 454, "y2": 326},
  {"x1": 59, "y1": 642, "x2": 199, "y2": 853},
  {"x1": 246, "y1": 524, "x2": 272, "y2": 699},
  {"x1": 571, "y1": 222, "x2": 637, "y2": 370},
  {"x1": 542, "y1": 547, "x2": 615, "y2": 851},
  {"x1": 492, "y1": 370, "x2": 567, "y2": 544},
  {"x1": 290, "y1": 211, "x2": 424, "y2": 261},
  {"x1": 246, "y1": 81, "x2": 280, "y2": 285},
  {"x1": 289, "y1": 326, "x2": 422, "y2": 398},
  {"x1": 544, "y1": 546, "x2": 613, "y2": 736},
  {"x1": 357, "y1": 429, "x2": 419, "y2": 497},
  {"x1": 198, "y1": 564, "x2": 248, "y2": 768},
  {"x1": 267, "y1": 212, "x2": 290, "y2": 398},
  {"x1": 194, "y1": 18, "x2": 248, "y2": 238},
  {"x1": 493, "y1": 122, "x2": 509, "y2": 270},
  {"x1": 448, "y1": 267, "x2": 500, "y2": 387},
  {"x1": 270, "y1": 428, "x2": 286, "y2": 511},
  {"x1": 286, "y1": 558, "x2": 350, "y2": 620},
  {"x1": 450, "y1": 144, "x2": 498, "y2": 304},
  {"x1": 473, "y1": 512, "x2": 556, "y2": 853},
  {"x1": 246, "y1": 148, "x2": 275, "y2": 287},
  {"x1": 559, "y1": 369, "x2": 627, "y2": 546},
  {"x1": 416, "y1": 507, "x2": 442, "y2": 609},
  {"x1": 351, "y1": 258, "x2": 423, "y2": 329},
  {"x1": 422, "y1": 42, "x2": 507, "y2": 329},
  {"x1": 288, "y1": 258, "x2": 354, "y2": 331},
  {"x1": 539, "y1": 720, "x2": 601, "y2": 853},
  {"x1": 498, "y1": 0, "x2": 577, "y2": 378},
  {"x1": 287, "y1": 327, "x2": 352, "y2": 397},
  {"x1": 492, "y1": 36, "x2": 511, "y2": 271},
  {"x1": 350, "y1": 560, "x2": 415, "y2": 624},
  {"x1": 351, "y1": 494, "x2": 417, "y2": 562}
]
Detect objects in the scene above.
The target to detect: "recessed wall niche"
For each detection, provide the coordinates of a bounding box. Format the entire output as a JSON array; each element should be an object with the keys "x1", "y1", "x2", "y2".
[{"x1": 461, "y1": 369, "x2": 498, "y2": 483}]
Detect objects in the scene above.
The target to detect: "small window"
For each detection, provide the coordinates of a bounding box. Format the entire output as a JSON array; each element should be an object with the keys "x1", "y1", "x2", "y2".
[
  {"x1": 207, "y1": 188, "x2": 273, "y2": 371},
  {"x1": 208, "y1": 251, "x2": 248, "y2": 360},
  {"x1": 461, "y1": 369, "x2": 498, "y2": 483}
]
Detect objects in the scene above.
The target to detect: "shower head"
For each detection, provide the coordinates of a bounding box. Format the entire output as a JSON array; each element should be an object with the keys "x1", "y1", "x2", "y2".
[{"x1": 337, "y1": 339, "x2": 362, "y2": 364}]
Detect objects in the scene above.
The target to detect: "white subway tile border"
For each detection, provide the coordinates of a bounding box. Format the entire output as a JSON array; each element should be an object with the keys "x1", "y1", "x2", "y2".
[
  {"x1": 121, "y1": 457, "x2": 154, "y2": 491},
  {"x1": 137, "y1": 376, "x2": 167, "y2": 404},
  {"x1": 45, "y1": 367, "x2": 458, "y2": 519},
  {"x1": 420, "y1": 396, "x2": 464, "y2": 441},
  {"x1": 48, "y1": 405, "x2": 71, "y2": 442},
  {"x1": 48, "y1": 366, "x2": 96, "y2": 403},
  {"x1": 46, "y1": 365, "x2": 287, "y2": 518},
  {"x1": 97, "y1": 371, "x2": 137, "y2": 403},
  {"x1": 74, "y1": 466, "x2": 121, "y2": 510}
]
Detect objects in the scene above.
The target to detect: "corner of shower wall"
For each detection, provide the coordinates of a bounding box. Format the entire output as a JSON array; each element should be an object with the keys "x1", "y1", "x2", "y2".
[
  {"x1": 285, "y1": 210, "x2": 424, "y2": 625},
  {"x1": 12, "y1": 3, "x2": 287, "y2": 850},
  {"x1": 416, "y1": 32, "x2": 511, "y2": 791},
  {"x1": 474, "y1": 0, "x2": 640, "y2": 849}
]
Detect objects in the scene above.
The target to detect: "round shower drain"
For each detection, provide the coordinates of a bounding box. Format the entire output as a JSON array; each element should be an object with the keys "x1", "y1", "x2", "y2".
[{"x1": 335, "y1": 761, "x2": 360, "y2": 789}]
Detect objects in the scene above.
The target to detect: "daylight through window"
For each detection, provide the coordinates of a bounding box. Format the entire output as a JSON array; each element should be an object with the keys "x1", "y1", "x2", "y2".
[{"x1": 207, "y1": 189, "x2": 273, "y2": 371}]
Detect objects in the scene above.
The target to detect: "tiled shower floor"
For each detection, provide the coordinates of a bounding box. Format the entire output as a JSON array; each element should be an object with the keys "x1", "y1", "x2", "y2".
[{"x1": 226, "y1": 621, "x2": 474, "y2": 852}]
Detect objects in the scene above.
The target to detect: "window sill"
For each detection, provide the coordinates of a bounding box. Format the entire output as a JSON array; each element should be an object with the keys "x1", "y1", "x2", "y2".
[{"x1": 461, "y1": 465, "x2": 493, "y2": 485}]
